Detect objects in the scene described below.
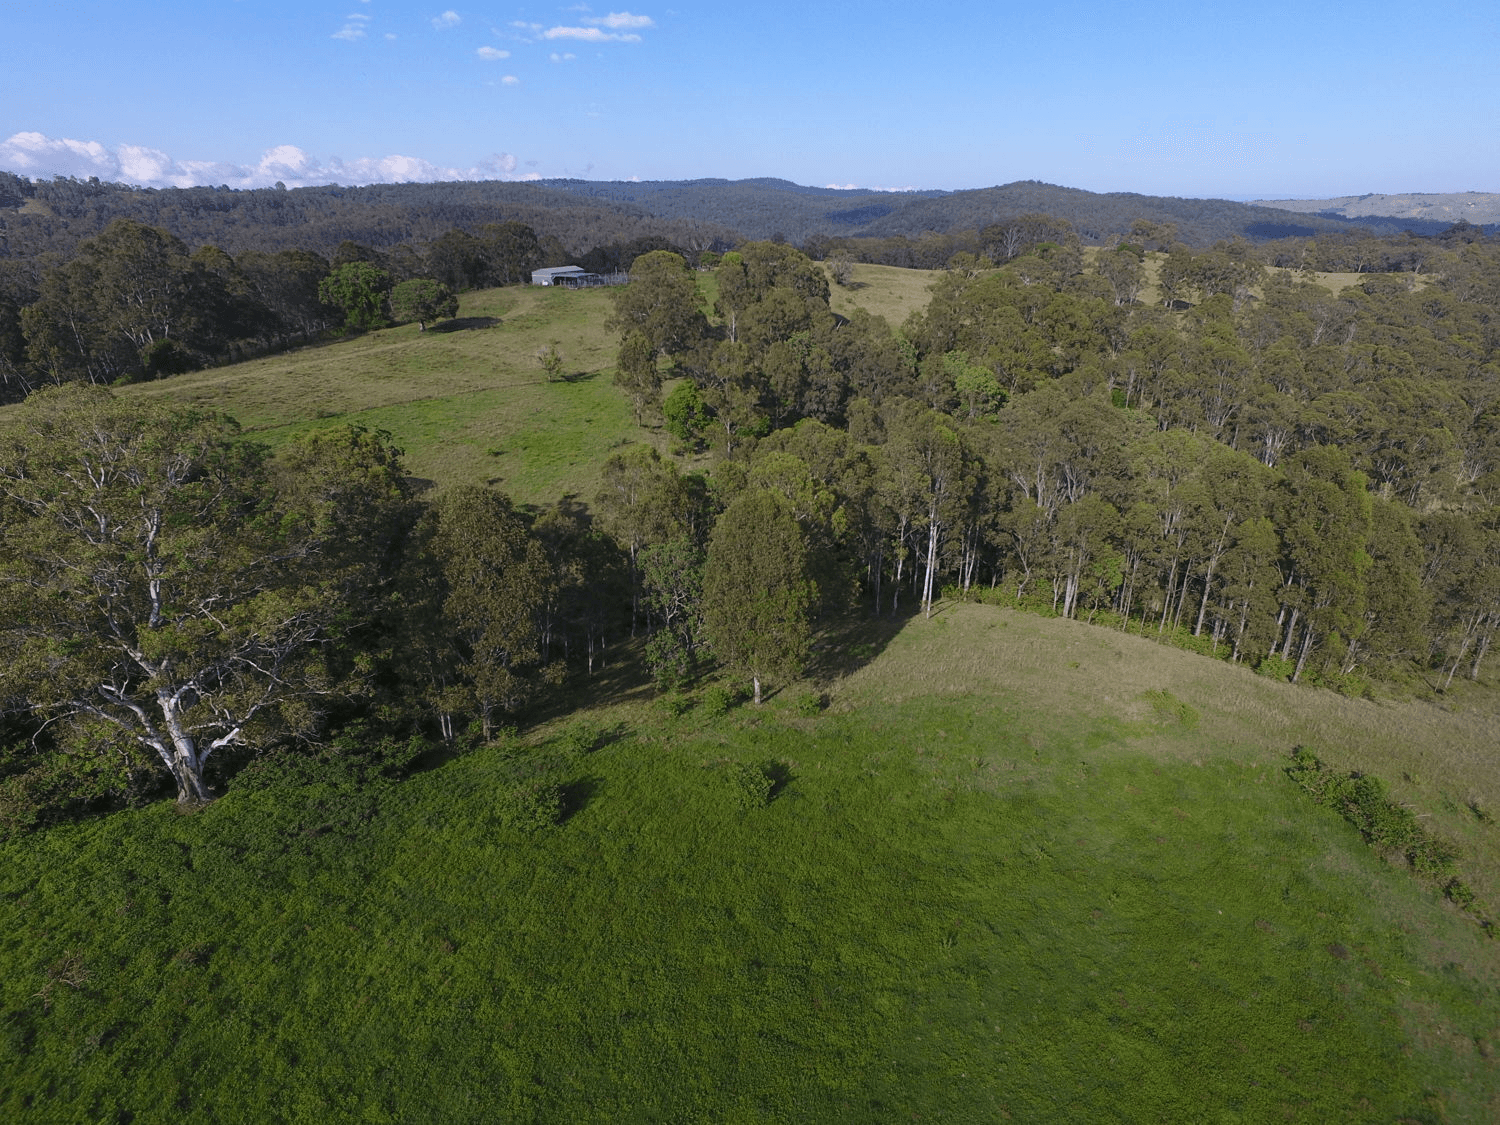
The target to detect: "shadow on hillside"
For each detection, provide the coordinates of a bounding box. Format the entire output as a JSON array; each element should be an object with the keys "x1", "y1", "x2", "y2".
[
  {"x1": 430, "y1": 316, "x2": 501, "y2": 333},
  {"x1": 804, "y1": 601, "x2": 922, "y2": 685}
]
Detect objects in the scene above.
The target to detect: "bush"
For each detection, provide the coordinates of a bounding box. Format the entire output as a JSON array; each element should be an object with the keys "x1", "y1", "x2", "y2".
[
  {"x1": 1257, "y1": 655, "x2": 1296, "y2": 681},
  {"x1": 554, "y1": 721, "x2": 602, "y2": 759},
  {"x1": 1286, "y1": 747, "x2": 1479, "y2": 918},
  {"x1": 658, "y1": 695, "x2": 692, "y2": 719},
  {"x1": 497, "y1": 779, "x2": 563, "y2": 833},
  {"x1": 700, "y1": 684, "x2": 741, "y2": 719},
  {"x1": 793, "y1": 692, "x2": 826, "y2": 717},
  {"x1": 645, "y1": 631, "x2": 694, "y2": 693},
  {"x1": 728, "y1": 762, "x2": 774, "y2": 810}
]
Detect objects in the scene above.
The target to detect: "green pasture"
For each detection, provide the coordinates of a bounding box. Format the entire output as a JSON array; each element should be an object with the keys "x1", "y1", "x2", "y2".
[
  {"x1": 118, "y1": 285, "x2": 649, "y2": 505},
  {"x1": 4, "y1": 602, "x2": 1499, "y2": 1122}
]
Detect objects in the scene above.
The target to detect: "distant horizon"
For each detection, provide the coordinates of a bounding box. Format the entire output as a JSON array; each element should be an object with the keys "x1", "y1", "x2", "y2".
[{"x1": 0, "y1": 134, "x2": 1490, "y2": 206}]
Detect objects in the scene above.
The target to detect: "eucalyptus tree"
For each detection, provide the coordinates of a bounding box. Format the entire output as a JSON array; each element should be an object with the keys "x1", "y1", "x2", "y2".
[
  {"x1": 701, "y1": 489, "x2": 816, "y2": 704},
  {"x1": 423, "y1": 486, "x2": 553, "y2": 740},
  {"x1": 0, "y1": 386, "x2": 406, "y2": 805}
]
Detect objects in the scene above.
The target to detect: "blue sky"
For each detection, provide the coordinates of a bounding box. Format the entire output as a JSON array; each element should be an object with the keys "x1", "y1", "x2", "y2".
[{"x1": 2, "y1": 0, "x2": 1496, "y2": 198}]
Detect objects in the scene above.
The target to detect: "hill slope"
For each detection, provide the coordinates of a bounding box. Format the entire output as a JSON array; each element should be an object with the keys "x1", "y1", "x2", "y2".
[{"x1": 3, "y1": 603, "x2": 1497, "y2": 1121}]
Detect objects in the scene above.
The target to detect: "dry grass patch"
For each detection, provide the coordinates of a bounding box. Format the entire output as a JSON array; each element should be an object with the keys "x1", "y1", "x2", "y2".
[{"x1": 828, "y1": 262, "x2": 940, "y2": 326}]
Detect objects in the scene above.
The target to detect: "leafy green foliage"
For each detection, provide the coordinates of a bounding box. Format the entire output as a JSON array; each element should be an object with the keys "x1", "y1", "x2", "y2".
[
  {"x1": 389, "y1": 277, "x2": 458, "y2": 330},
  {"x1": 0, "y1": 386, "x2": 401, "y2": 806},
  {"x1": 699, "y1": 683, "x2": 741, "y2": 719},
  {"x1": 318, "y1": 261, "x2": 392, "y2": 332},
  {"x1": 1286, "y1": 747, "x2": 1486, "y2": 923},
  {"x1": 496, "y1": 778, "x2": 563, "y2": 833},
  {"x1": 726, "y1": 760, "x2": 774, "y2": 809},
  {"x1": 701, "y1": 489, "x2": 816, "y2": 703},
  {"x1": 793, "y1": 691, "x2": 826, "y2": 717}
]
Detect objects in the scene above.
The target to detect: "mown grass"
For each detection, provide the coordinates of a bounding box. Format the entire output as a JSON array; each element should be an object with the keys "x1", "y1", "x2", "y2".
[{"x1": 5, "y1": 602, "x2": 1499, "y2": 1122}]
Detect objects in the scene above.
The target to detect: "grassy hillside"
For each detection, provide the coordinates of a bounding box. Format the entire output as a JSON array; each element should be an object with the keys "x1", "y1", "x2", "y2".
[
  {"x1": 4, "y1": 603, "x2": 1498, "y2": 1122},
  {"x1": 826, "y1": 262, "x2": 939, "y2": 326},
  {"x1": 119, "y1": 285, "x2": 649, "y2": 505},
  {"x1": 0, "y1": 271, "x2": 939, "y2": 502}
]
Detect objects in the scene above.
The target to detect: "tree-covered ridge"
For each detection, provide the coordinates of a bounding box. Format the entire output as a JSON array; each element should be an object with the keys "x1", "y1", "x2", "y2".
[
  {"x1": 0, "y1": 171, "x2": 1457, "y2": 266},
  {"x1": 1252, "y1": 192, "x2": 1500, "y2": 226},
  {"x1": 601, "y1": 235, "x2": 1500, "y2": 695}
]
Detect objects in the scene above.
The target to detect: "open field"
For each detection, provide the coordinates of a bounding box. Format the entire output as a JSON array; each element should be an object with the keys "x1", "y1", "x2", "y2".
[
  {"x1": 115, "y1": 285, "x2": 652, "y2": 505},
  {"x1": 827, "y1": 262, "x2": 940, "y2": 326},
  {"x1": 3, "y1": 602, "x2": 1498, "y2": 1121}
]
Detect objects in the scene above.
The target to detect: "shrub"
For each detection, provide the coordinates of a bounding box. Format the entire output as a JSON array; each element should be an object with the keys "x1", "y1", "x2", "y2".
[
  {"x1": 1257, "y1": 655, "x2": 1296, "y2": 681},
  {"x1": 1286, "y1": 747, "x2": 1480, "y2": 920},
  {"x1": 793, "y1": 692, "x2": 826, "y2": 718},
  {"x1": 645, "y1": 631, "x2": 694, "y2": 693},
  {"x1": 658, "y1": 695, "x2": 692, "y2": 719},
  {"x1": 701, "y1": 684, "x2": 741, "y2": 719},
  {"x1": 497, "y1": 779, "x2": 563, "y2": 833},
  {"x1": 555, "y1": 721, "x2": 602, "y2": 759},
  {"x1": 728, "y1": 762, "x2": 774, "y2": 810}
]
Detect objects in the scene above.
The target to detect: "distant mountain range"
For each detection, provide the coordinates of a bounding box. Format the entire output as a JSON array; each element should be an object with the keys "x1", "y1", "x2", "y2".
[
  {"x1": 0, "y1": 172, "x2": 1484, "y2": 263},
  {"x1": 532, "y1": 178, "x2": 1471, "y2": 245},
  {"x1": 1248, "y1": 192, "x2": 1500, "y2": 227}
]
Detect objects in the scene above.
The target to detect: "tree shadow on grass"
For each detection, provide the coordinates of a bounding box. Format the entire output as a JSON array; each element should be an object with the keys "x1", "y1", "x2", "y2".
[
  {"x1": 761, "y1": 760, "x2": 794, "y2": 802},
  {"x1": 558, "y1": 776, "x2": 599, "y2": 823},
  {"x1": 429, "y1": 316, "x2": 501, "y2": 333},
  {"x1": 804, "y1": 601, "x2": 923, "y2": 684}
]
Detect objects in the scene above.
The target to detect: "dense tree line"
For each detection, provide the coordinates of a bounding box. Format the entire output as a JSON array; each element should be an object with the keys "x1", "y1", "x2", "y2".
[
  {"x1": 0, "y1": 172, "x2": 736, "y2": 262},
  {"x1": 607, "y1": 234, "x2": 1500, "y2": 696},
  {"x1": 0, "y1": 214, "x2": 676, "y2": 398}
]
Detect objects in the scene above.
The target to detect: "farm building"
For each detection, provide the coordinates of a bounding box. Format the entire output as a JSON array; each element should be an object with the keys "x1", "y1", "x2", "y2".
[{"x1": 530, "y1": 265, "x2": 622, "y2": 288}]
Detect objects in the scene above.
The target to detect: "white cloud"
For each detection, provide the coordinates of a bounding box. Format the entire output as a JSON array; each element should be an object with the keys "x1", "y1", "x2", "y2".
[
  {"x1": 823, "y1": 182, "x2": 923, "y2": 193},
  {"x1": 432, "y1": 10, "x2": 461, "y2": 29},
  {"x1": 501, "y1": 75, "x2": 521, "y2": 85},
  {"x1": 549, "y1": 52, "x2": 576, "y2": 62},
  {"x1": 476, "y1": 46, "x2": 510, "y2": 60},
  {"x1": 586, "y1": 12, "x2": 654, "y2": 29},
  {"x1": 543, "y1": 26, "x2": 641, "y2": 42},
  {"x1": 332, "y1": 22, "x2": 367, "y2": 41},
  {"x1": 0, "y1": 132, "x2": 541, "y2": 189}
]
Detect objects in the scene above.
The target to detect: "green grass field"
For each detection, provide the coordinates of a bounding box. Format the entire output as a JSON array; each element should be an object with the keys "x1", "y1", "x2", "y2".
[
  {"x1": 114, "y1": 285, "x2": 652, "y2": 505},
  {"x1": 4, "y1": 603, "x2": 1498, "y2": 1122}
]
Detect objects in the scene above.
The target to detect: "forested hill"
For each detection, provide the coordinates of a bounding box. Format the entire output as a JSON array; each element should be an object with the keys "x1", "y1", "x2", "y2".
[
  {"x1": 0, "y1": 170, "x2": 1443, "y2": 263},
  {"x1": 536, "y1": 177, "x2": 1440, "y2": 244},
  {"x1": 1250, "y1": 192, "x2": 1500, "y2": 227},
  {"x1": 0, "y1": 174, "x2": 741, "y2": 261}
]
